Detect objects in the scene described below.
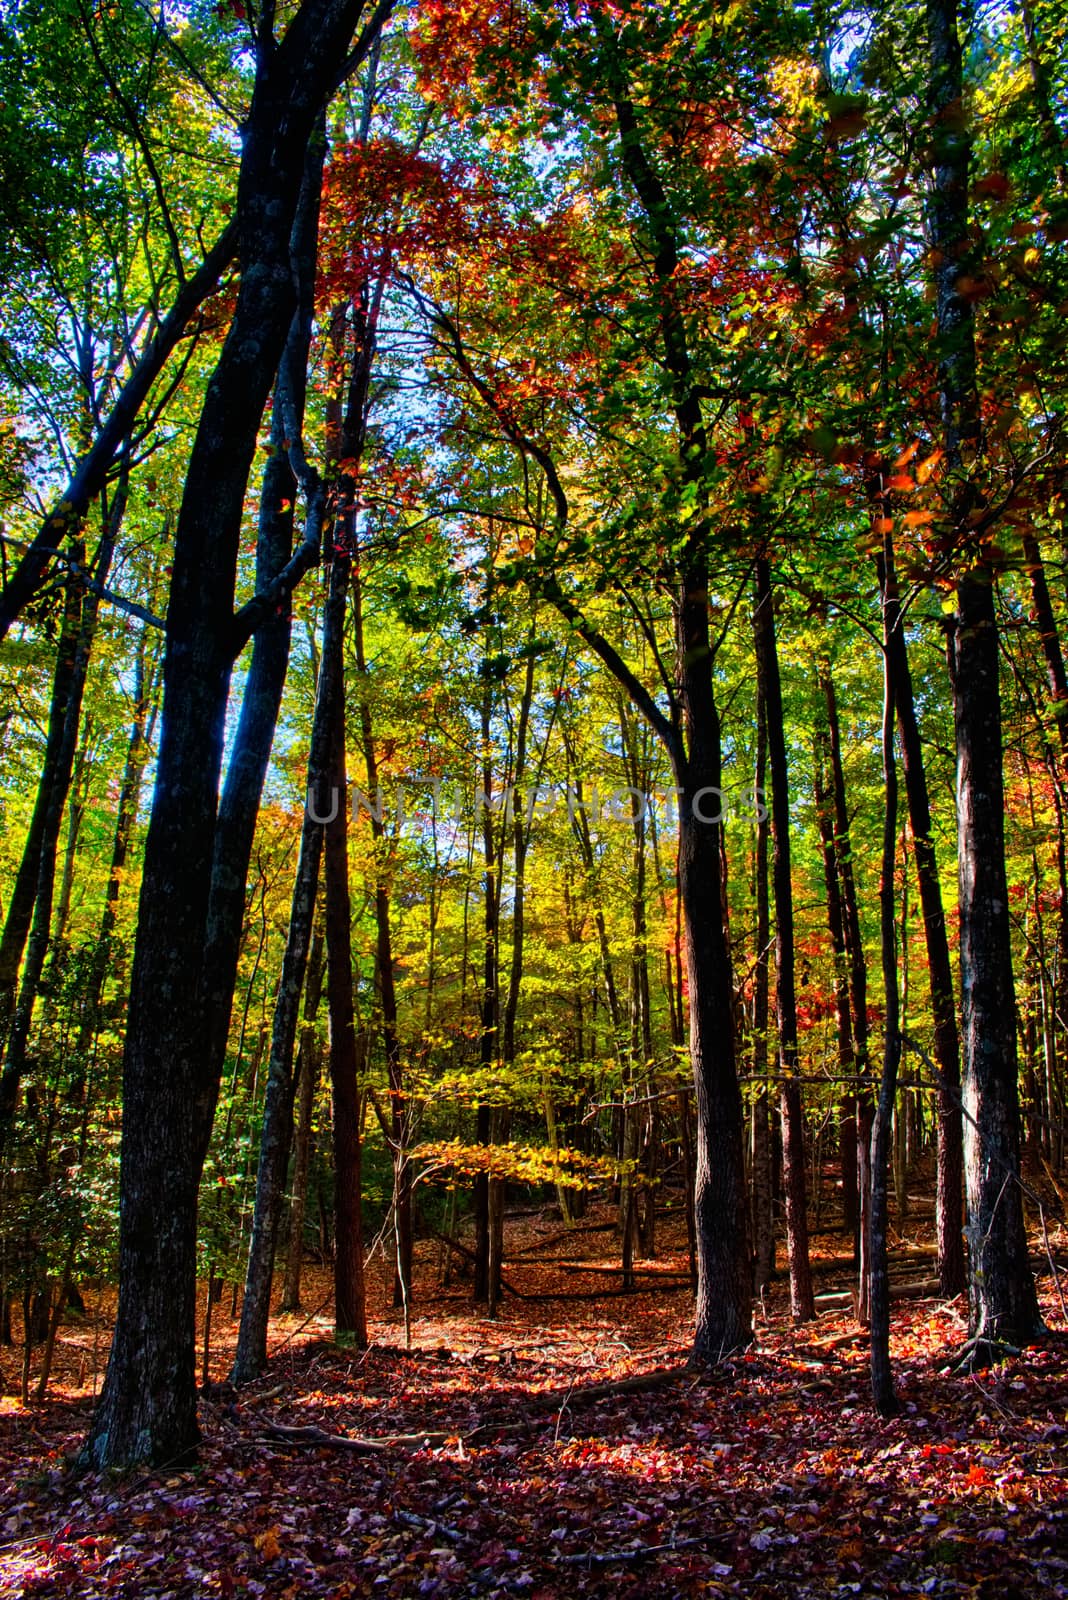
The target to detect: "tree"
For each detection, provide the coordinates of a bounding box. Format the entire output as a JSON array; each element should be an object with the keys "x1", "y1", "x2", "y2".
[
  {"x1": 83, "y1": 0, "x2": 389, "y2": 1469},
  {"x1": 927, "y1": 0, "x2": 1043, "y2": 1356}
]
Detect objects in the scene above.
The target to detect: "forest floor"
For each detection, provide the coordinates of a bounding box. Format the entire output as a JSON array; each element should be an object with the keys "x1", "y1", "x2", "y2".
[{"x1": 1, "y1": 1199, "x2": 1067, "y2": 1599}]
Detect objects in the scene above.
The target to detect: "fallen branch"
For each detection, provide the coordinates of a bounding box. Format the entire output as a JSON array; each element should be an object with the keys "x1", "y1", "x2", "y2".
[
  {"x1": 253, "y1": 1366, "x2": 687, "y2": 1456},
  {"x1": 512, "y1": 1221, "x2": 618, "y2": 1256},
  {"x1": 259, "y1": 1421, "x2": 441, "y2": 1453},
  {"x1": 555, "y1": 1535, "x2": 710, "y2": 1565},
  {"x1": 426, "y1": 1229, "x2": 527, "y2": 1299},
  {"x1": 526, "y1": 1365, "x2": 687, "y2": 1410},
  {"x1": 393, "y1": 1508, "x2": 464, "y2": 1543},
  {"x1": 553, "y1": 1261, "x2": 693, "y2": 1279}
]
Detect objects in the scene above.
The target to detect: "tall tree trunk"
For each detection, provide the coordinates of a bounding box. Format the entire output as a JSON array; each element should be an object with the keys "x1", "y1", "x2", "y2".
[
  {"x1": 813, "y1": 714, "x2": 857, "y2": 1237},
  {"x1": 280, "y1": 928, "x2": 324, "y2": 1314},
  {"x1": 818, "y1": 655, "x2": 873, "y2": 1318},
  {"x1": 229, "y1": 835, "x2": 324, "y2": 1381},
  {"x1": 614, "y1": 56, "x2": 750, "y2": 1358},
  {"x1": 473, "y1": 616, "x2": 500, "y2": 1305},
  {"x1": 676, "y1": 622, "x2": 752, "y2": 1358},
  {"x1": 82, "y1": 0, "x2": 381, "y2": 1470},
  {"x1": 753, "y1": 556, "x2": 814, "y2": 1322},
  {"x1": 321, "y1": 549, "x2": 366, "y2": 1348},
  {"x1": 928, "y1": 0, "x2": 1042, "y2": 1352},
  {"x1": 1022, "y1": 532, "x2": 1068, "y2": 1175},
  {"x1": 870, "y1": 530, "x2": 902, "y2": 1417},
  {"x1": 351, "y1": 551, "x2": 410, "y2": 1308},
  {"x1": 751, "y1": 682, "x2": 774, "y2": 1291},
  {"x1": 2, "y1": 470, "x2": 127, "y2": 1119},
  {"x1": 879, "y1": 547, "x2": 965, "y2": 1295},
  {"x1": 72, "y1": 616, "x2": 162, "y2": 1084},
  {"x1": 485, "y1": 32, "x2": 752, "y2": 1357}
]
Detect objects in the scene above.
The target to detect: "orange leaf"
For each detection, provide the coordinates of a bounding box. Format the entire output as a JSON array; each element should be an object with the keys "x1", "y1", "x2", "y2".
[
  {"x1": 916, "y1": 449, "x2": 943, "y2": 484},
  {"x1": 255, "y1": 1527, "x2": 283, "y2": 1560}
]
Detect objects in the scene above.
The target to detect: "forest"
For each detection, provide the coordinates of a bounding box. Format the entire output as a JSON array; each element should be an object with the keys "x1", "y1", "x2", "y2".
[{"x1": 0, "y1": 0, "x2": 1067, "y2": 1593}]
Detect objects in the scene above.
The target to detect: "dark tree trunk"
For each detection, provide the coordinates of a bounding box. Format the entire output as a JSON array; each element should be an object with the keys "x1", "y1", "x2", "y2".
[
  {"x1": 613, "y1": 64, "x2": 750, "y2": 1359},
  {"x1": 1022, "y1": 533, "x2": 1068, "y2": 1177},
  {"x1": 467, "y1": 33, "x2": 751, "y2": 1358},
  {"x1": 351, "y1": 552, "x2": 411, "y2": 1309},
  {"x1": 879, "y1": 546, "x2": 965, "y2": 1296},
  {"x1": 870, "y1": 532, "x2": 902, "y2": 1417},
  {"x1": 818, "y1": 655, "x2": 872, "y2": 1316},
  {"x1": 2, "y1": 470, "x2": 127, "y2": 1123},
  {"x1": 751, "y1": 684, "x2": 774, "y2": 1291},
  {"x1": 229, "y1": 818, "x2": 323, "y2": 1381},
  {"x1": 69, "y1": 617, "x2": 161, "y2": 1108},
  {"x1": 753, "y1": 557, "x2": 814, "y2": 1322},
  {"x1": 198, "y1": 134, "x2": 324, "y2": 1101},
  {"x1": 281, "y1": 1010, "x2": 321, "y2": 1313},
  {"x1": 473, "y1": 640, "x2": 499, "y2": 1306},
  {"x1": 927, "y1": 0, "x2": 1042, "y2": 1351},
  {"x1": 321, "y1": 551, "x2": 367, "y2": 1348},
  {"x1": 82, "y1": 0, "x2": 382, "y2": 1470},
  {"x1": 952, "y1": 575, "x2": 1043, "y2": 1346},
  {"x1": 813, "y1": 709, "x2": 857, "y2": 1237},
  {"x1": 676, "y1": 652, "x2": 752, "y2": 1359}
]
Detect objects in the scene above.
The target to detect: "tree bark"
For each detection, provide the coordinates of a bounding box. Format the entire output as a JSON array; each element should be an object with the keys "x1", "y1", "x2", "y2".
[
  {"x1": 813, "y1": 703, "x2": 857, "y2": 1238},
  {"x1": 281, "y1": 932, "x2": 324, "y2": 1313},
  {"x1": 870, "y1": 531, "x2": 902, "y2": 1417},
  {"x1": 751, "y1": 680, "x2": 774, "y2": 1291},
  {"x1": 82, "y1": 0, "x2": 382, "y2": 1470},
  {"x1": 230, "y1": 822, "x2": 324, "y2": 1380},
  {"x1": 2, "y1": 470, "x2": 127, "y2": 1123},
  {"x1": 879, "y1": 549, "x2": 965, "y2": 1295},
  {"x1": 818, "y1": 655, "x2": 873, "y2": 1318},
  {"x1": 753, "y1": 556, "x2": 814, "y2": 1322},
  {"x1": 928, "y1": 0, "x2": 1042, "y2": 1351},
  {"x1": 321, "y1": 550, "x2": 367, "y2": 1349}
]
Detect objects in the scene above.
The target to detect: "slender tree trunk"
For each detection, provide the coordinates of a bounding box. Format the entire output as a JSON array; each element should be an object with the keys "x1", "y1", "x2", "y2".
[
  {"x1": 813, "y1": 714, "x2": 857, "y2": 1237},
  {"x1": 351, "y1": 550, "x2": 410, "y2": 1308},
  {"x1": 321, "y1": 551, "x2": 366, "y2": 1348},
  {"x1": 523, "y1": 38, "x2": 751, "y2": 1357},
  {"x1": 473, "y1": 637, "x2": 499, "y2": 1305},
  {"x1": 281, "y1": 945, "x2": 323, "y2": 1314},
  {"x1": 2, "y1": 471, "x2": 127, "y2": 1117},
  {"x1": 753, "y1": 556, "x2": 814, "y2": 1322},
  {"x1": 879, "y1": 549, "x2": 965, "y2": 1294},
  {"x1": 230, "y1": 838, "x2": 324, "y2": 1380},
  {"x1": 752, "y1": 653, "x2": 775, "y2": 1291},
  {"x1": 0, "y1": 575, "x2": 83, "y2": 1075},
  {"x1": 870, "y1": 534, "x2": 902, "y2": 1417},
  {"x1": 72, "y1": 618, "x2": 162, "y2": 1080},
  {"x1": 818, "y1": 655, "x2": 873, "y2": 1318}
]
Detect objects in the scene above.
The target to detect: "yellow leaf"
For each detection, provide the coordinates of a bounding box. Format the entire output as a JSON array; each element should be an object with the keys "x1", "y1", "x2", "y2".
[{"x1": 255, "y1": 1527, "x2": 283, "y2": 1561}]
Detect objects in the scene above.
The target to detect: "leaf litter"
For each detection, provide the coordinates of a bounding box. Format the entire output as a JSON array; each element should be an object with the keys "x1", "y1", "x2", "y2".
[{"x1": 1, "y1": 1205, "x2": 1066, "y2": 1598}]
